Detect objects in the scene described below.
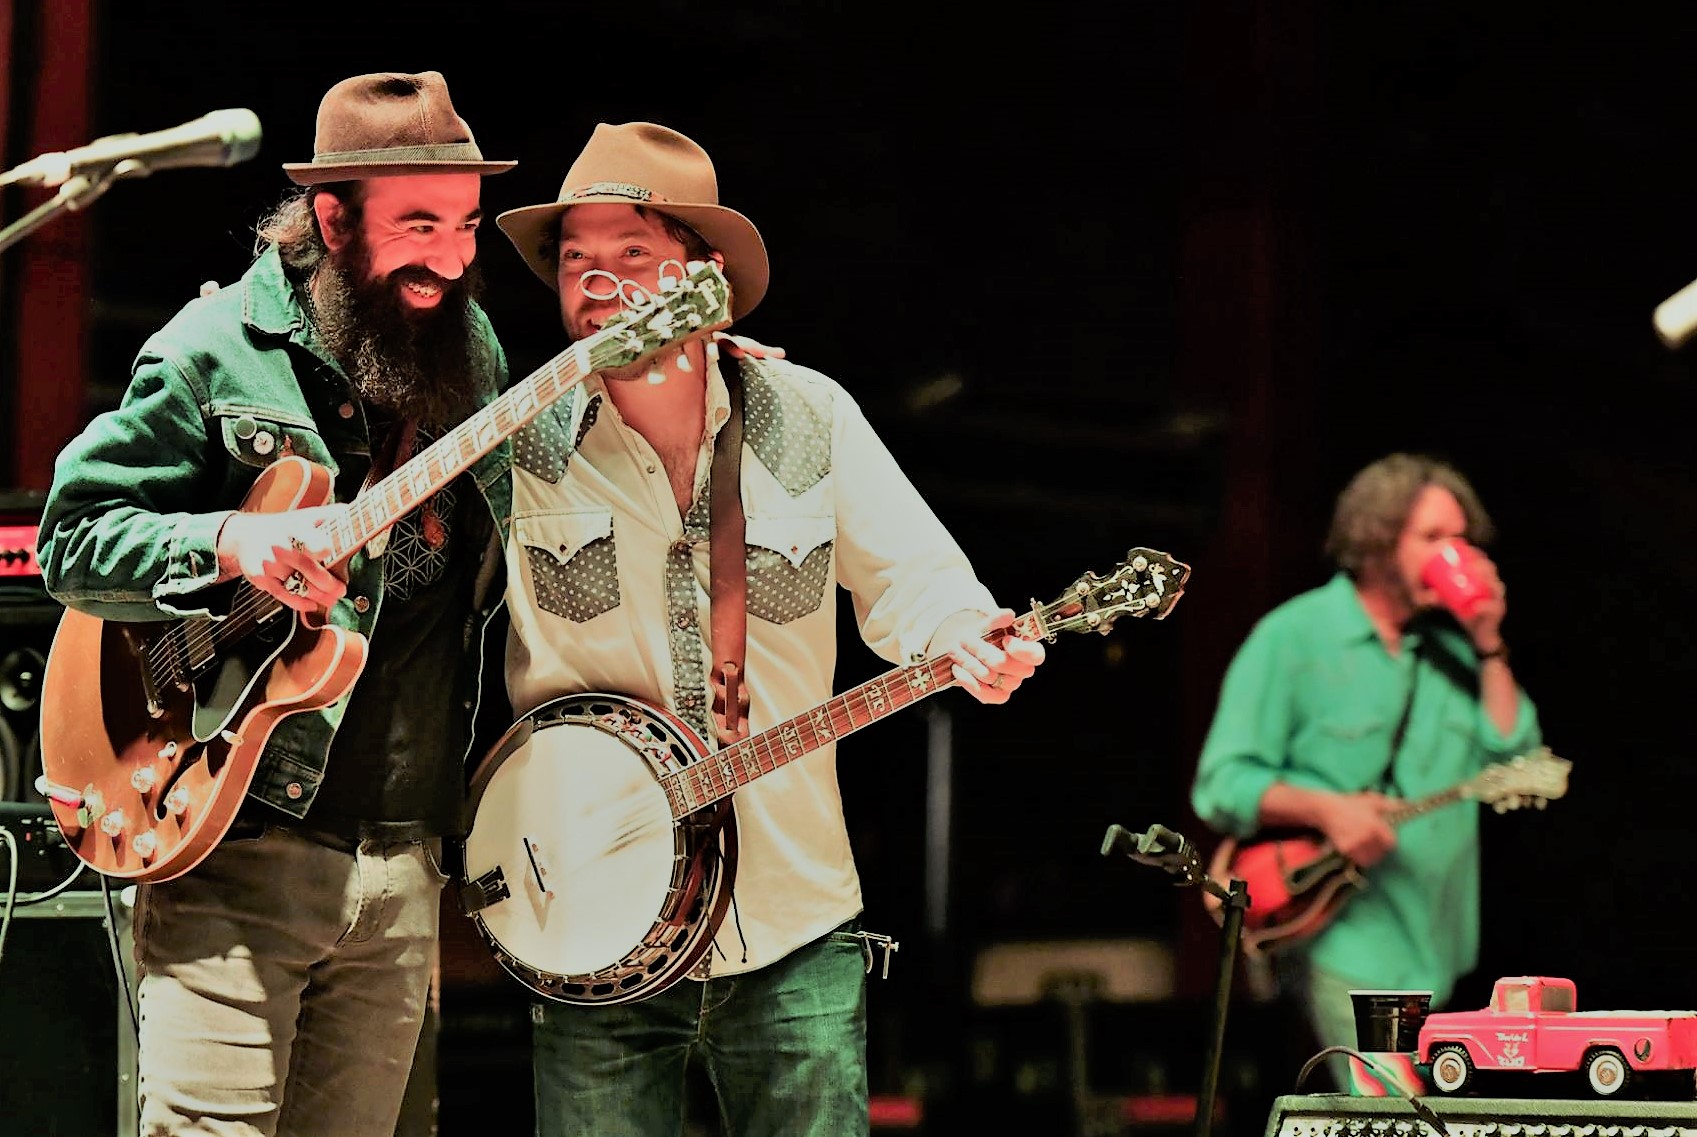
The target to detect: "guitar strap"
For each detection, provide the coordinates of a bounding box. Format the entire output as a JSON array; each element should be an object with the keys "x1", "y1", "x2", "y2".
[
  {"x1": 708, "y1": 361, "x2": 750, "y2": 746},
  {"x1": 1379, "y1": 642, "x2": 1421, "y2": 797}
]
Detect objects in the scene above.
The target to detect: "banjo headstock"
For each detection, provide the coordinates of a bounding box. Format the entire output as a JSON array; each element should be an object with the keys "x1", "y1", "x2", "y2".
[{"x1": 1020, "y1": 547, "x2": 1192, "y2": 641}]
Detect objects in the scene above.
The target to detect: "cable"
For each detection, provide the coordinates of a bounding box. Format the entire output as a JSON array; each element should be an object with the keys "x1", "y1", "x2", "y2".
[
  {"x1": 7, "y1": 855, "x2": 87, "y2": 904},
  {"x1": 0, "y1": 821, "x2": 136, "y2": 1039},
  {"x1": 1294, "y1": 1045, "x2": 1451, "y2": 1137},
  {"x1": 100, "y1": 876, "x2": 139, "y2": 1039},
  {"x1": 0, "y1": 826, "x2": 17, "y2": 966}
]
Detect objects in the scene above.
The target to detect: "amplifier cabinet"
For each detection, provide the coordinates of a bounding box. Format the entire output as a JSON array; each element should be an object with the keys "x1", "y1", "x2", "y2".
[
  {"x1": 1266, "y1": 1092, "x2": 1697, "y2": 1137},
  {"x1": 0, "y1": 889, "x2": 138, "y2": 1136}
]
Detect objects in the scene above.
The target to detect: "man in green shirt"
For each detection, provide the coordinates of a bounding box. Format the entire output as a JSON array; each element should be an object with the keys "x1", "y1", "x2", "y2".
[{"x1": 1191, "y1": 452, "x2": 1540, "y2": 1085}]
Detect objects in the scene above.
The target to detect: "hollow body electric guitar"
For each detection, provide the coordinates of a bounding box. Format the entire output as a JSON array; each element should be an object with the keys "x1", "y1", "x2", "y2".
[
  {"x1": 37, "y1": 261, "x2": 733, "y2": 883},
  {"x1": 1205, "y1": 746, "x2": 1572, "y2": 955},
  {"x1": 458, "y1": 548, "x2": 1192, "y2": 1006}
]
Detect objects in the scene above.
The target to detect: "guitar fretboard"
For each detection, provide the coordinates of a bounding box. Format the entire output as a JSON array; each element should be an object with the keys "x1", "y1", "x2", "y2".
[
  {"x1": 1386, "y1": 786, "x2": 1465, "y2": 826},
  {"x1": 152, "y1": 342, "x2": 592, "y2": 688},
  {"x1": 330, "y1": 342, "x2": 592, "y2": 562}
]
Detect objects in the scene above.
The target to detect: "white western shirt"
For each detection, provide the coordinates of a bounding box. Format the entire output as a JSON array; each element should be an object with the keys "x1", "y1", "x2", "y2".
[{"x1": 503, "y1": 356, "x2": 996, "y2": 975}]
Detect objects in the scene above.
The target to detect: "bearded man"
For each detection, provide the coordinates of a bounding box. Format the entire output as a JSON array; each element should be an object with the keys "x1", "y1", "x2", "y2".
[{"x1": 36, "y1": 71, "x2": 515, "y2": 1136}]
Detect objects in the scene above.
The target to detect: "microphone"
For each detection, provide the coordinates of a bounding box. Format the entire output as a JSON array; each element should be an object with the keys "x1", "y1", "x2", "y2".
[
  {"x1": 0, "y1": 108, "x2": 262, "y2": 189},
  {"x1": 1101, "y1": 822, "x2": 1189, "y2": 862},
  {"x1": 1103, "y1": 821, "x2": 1204, "y2": 885}
]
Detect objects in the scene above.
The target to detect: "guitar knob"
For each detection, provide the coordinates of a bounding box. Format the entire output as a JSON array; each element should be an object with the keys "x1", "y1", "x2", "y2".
[
  {"x1": 99, "y1": 810, "x2": 127, "y2": 837},
  {"x1": 131, "y1": 832, "x2": 157, "y2": 858},
  {"x1": 131, "y1": 767, "x2": 159, "y2": 792},
  {"x1": 164, "y1": 786, "x2": 191, "y2": 816},
  {"x1": 157, "y1": 740, "x2": 178, "y2": 759}
]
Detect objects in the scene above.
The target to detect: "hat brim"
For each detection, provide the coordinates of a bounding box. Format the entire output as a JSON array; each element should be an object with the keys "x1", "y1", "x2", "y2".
[
  {"x1": 496, "y1": 197, "x2": 769, "y2": 321},
  {"x1": 282, "y1": 159, "x2": 518, "y2": 186}
]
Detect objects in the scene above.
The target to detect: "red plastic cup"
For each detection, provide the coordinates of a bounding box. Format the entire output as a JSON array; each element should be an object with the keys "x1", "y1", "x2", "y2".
[{"x1": 1420, "y1": 540, "x2": 1492, "y2": 620}]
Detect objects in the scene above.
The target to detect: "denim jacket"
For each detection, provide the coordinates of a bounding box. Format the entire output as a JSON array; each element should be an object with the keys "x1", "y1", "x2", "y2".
[{"x1": 38, "y1": 246, "x2": 514, "y2": 818}]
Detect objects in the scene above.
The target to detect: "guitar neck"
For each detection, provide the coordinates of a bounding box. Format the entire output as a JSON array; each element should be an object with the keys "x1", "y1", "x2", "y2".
[
  {"x1": 196, "y1": 344, "x2": 598, "y2": 653},
  {"x1": 665, "y1": 608, "x2": 1049, "y2": 817},
  {"x1": 1386, "y1": 785, "x2": 1466, "y2": 827},
  {"x1": 325, "y1": 343, "x2": 595, "y2": 562}
]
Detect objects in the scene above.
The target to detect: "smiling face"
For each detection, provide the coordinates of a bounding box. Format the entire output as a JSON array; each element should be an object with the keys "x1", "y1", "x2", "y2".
[
  {"x1": 321, "y1": 173, "x2": 483, "y2": 311},
  {"x1": 308, "y1": 173, "x2": 491, "y2": 426},
  {"x1": 553, "y1": 203, "x2": 707, "y2": 345}
]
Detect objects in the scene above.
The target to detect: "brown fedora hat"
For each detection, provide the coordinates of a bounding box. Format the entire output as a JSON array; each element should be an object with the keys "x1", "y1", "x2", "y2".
[
  {"x1": 283, "y1": 71, "x2": 515, "y2": 185},
  {"x1": 497, "y1": 122, "x2": 768, "y2": 320}
]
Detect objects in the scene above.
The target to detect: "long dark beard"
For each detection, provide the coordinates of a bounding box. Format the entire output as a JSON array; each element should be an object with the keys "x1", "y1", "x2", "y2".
[{"x1": 312, "y1": 240, "x2": 489, "y2": 429}]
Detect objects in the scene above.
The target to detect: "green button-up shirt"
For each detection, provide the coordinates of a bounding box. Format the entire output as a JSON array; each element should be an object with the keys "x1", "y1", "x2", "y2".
[{"x1": 1191, "y1": 572, "x2": 1540, "y2": 1004}]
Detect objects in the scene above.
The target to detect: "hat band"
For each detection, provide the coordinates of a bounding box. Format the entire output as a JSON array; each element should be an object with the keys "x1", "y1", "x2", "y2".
[
  {"x1": 309, "y1": 141, "x2": 486, "y2": 165},
  {"x1": 561, "y1": 181, "x2": 667, "y2": 203}
]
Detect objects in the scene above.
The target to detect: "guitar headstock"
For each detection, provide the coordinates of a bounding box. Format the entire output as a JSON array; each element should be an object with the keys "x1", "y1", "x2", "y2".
[
  {"x1": 1466, "y1": 747, "x2": 1573, "y2": 813},
  {"x1": 584, "y1": 260, "x2": 734, "y2": 373},
  {"x1": 1022, "y1": 547, "x2": 1192, "y2": 641}
]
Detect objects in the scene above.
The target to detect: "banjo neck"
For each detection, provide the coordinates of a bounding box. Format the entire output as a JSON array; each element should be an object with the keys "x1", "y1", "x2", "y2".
[
  {"x1": 659, "y1": 549, "x2": 1192, "y2": 820},
  {"x1": 663, "y1": 649, "x2": 960, "y2": 819}
]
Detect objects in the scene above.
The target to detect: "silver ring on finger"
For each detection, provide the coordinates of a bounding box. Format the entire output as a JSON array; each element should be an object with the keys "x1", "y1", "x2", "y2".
[{"x1": 283, "y1": 573, "x2": 309, "y2": 597}]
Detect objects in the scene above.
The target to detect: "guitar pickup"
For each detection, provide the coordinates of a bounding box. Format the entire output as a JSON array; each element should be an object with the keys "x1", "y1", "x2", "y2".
[{"x1": 458, "y1": 865, "x2": 509, "y2": 914}]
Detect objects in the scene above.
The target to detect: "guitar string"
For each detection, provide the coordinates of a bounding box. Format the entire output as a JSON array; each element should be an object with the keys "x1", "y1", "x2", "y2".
[
  {"x1": 135, "y1": 350, "x2": 593, "y2": 681},
  {"x1": 133, "y1": 272, "x2": 730, "y2": 683}
]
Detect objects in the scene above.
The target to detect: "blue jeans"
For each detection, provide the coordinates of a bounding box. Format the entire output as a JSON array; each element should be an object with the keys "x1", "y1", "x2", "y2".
[{"x1": 532, "y1": 921, "x2": 870, "y2": 1137}]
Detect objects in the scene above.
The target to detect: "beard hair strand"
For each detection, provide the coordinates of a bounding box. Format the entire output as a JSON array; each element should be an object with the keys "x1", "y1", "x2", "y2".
[{"x1": 312, "y1": 241, "x2": 489, "y2": 429}]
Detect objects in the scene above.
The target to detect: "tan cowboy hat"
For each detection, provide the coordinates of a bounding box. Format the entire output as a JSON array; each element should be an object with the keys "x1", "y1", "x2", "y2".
[
  {"x1": 283, "y1": 71, "x2": 516, "y2": 185},
  {"x1": 497, "y1": 122, "x2": 768, "y2": 320}
]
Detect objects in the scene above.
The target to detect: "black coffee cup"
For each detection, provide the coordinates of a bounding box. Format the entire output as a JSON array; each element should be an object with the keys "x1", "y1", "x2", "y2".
[{"x1": 1349, "y1": 989, "x2": 1433, "y2": 1052}]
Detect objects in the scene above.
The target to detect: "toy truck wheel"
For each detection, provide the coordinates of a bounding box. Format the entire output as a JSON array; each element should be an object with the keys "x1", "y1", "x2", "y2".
[
  {"x1": 1429, "y1": 1045, "x2": 1474, "y2": 1094},
  {"x1": 1585, "y1": 1049, "x2": 1631, "y2": 1097}
]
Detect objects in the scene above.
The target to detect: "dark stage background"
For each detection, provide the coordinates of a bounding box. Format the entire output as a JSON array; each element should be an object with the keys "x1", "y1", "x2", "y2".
[{"x1": 3, "y1": 2, "x2": 1697, "y2": 1134}]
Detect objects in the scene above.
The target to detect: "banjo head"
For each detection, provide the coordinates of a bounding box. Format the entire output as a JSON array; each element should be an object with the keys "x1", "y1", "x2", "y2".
[{"x1": 462, "y1": 694, "x2": 732, "y2": 1004}]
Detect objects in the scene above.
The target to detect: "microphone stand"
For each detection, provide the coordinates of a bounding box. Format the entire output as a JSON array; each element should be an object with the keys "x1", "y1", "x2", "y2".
[
  {"x1": 0, "y1": 160, "x2": 140, "y2": 256},
  {"x1": 1100, "y1": 823, "x2": 1249, "y2": 1137}
]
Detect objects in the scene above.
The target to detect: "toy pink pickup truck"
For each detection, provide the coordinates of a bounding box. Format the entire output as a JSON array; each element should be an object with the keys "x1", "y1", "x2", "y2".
[{"x1": 1417, "y1": 976, "x2": 1697, "y2": 1097}]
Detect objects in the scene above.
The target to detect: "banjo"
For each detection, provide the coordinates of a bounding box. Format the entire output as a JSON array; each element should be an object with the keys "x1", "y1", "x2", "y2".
[{"x1": 458, "y1": 546, "x2": 1192, "y2": 1005}]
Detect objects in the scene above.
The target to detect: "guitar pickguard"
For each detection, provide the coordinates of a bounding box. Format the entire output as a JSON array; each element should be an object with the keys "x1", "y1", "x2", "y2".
[{"x1": 186, "y1": 611, "x2": 296, "y2": 742}]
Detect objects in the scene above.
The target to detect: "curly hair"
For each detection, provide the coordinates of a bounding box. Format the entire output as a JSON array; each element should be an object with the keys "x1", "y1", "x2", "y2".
[{"x1": 1324, "y1": 452, "x2": 1495, "y2": 579}]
